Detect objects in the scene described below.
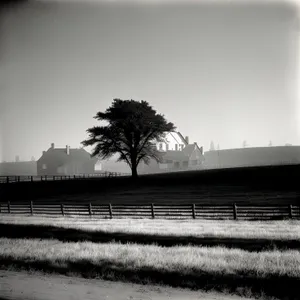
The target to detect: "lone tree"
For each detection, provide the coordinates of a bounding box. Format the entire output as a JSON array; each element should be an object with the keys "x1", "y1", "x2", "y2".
[
  {"x1": 82, "y1": 99, "x2": 175, "y2": 178},
  {"x1": 210, "y1": 141, "x2": 215, "y2": 151}
]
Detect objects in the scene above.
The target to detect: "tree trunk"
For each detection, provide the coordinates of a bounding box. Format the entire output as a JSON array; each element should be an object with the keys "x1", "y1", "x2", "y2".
[
  {"x1": 130, "y1": 153, "x2": 138, "y2": 179},
  {"x1": 131, "y1": 165, "x2": 138, "y2": 179}
]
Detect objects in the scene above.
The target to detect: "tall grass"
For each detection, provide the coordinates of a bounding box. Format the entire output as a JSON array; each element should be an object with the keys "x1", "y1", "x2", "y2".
[
  {"x1": 1, "y1": 215, "x2": 299, "y2": 240},
  {"x1": 1, "y1": 238, "x2": 299, "y2": 278}
]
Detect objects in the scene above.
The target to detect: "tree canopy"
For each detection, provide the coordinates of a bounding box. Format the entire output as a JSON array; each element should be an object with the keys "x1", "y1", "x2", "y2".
[{"x1": 82, "y1": 99, "x2": 176, "y2": 178}]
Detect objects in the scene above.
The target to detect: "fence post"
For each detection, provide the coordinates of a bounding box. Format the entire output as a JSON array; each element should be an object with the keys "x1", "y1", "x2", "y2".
[
  {"x1": 60, "y1": 176, "x2": 63, "y2": 180},
  {"x1": 6, "y1": 177, "x2": 9, "y2": 184},
  {"x1": 8, "y1": 201, "x2": 11, "y2": 214},
  {"x1": 192, "y1": 203, "x2": 196, "y2": 219},
  {"x1": 30, "y1": 176, "x2": 33, "y2": 182},
  {"x1": 289, "y1": 204, "x2": 293, "y2": 219},
  {"x1": 53, "y1": 176, "x2": 55, "y2": 181},
  {"x1": 74, "y1": 175, "x2": 76, "y2": 179},
  {"x1": 17, "y1": 176, "x2": 20, "y2": 182},
  {"x1": 151, "y1": 203, "x2": 155, "y2": 219},
  {"x1": 233, "y1": 203, "x2": 237, "y2": 220},
  {"x1": 45, "y1": 175, "x2": 47, "y2": 181},
  {"x1": 109, "y1": 204, "x2": 113, "y2": 219},
  {"x1": 89, "y1": 203, "x2": 93, "y2": 216},
  {"x1": 61, "y1": 203, "x2": 65, "y2": 216},
  {"x1": 30, "y1": 201, "x2": 33, "y2": 215},
  {"x1": 41, "y1": 176, "x2": 43, "y2": 181}
]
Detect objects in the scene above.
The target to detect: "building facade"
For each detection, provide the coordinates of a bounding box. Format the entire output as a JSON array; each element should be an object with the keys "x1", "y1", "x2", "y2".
[
  {"x1": 37, "y1": 143, "x2": 97, "y2": 176},
  {"x1": 138, "y1": 132, "x2": 205, "y2": 174}
]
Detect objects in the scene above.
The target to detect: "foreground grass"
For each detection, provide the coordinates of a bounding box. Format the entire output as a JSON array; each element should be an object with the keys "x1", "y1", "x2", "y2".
[
  {"x1": 1, "y1": 238, "x2": 299, "y2": 277},
  {"x1": 1, "y1": 215, "x2": 299, "y2": 240},
  {"x1": 0, "y1": 238, "x2": 300, "y2": 299}
]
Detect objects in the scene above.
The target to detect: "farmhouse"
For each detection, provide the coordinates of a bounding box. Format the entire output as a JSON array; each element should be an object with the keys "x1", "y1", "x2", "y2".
[
  {"x1": 203, "y1": 145, "x2": 300, "y2": 169},
  {"x1": 156, "y1": 131, "x2": 188, "y2": 151},
  {"x1": 37, "y1": 143, "x2": 97, "y2": 176},
  {"x1": 138, "y1": 132, "x2": 205, "y2": 173}
]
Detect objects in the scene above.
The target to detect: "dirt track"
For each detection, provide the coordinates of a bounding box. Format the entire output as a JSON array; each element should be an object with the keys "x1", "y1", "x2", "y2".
[{"x1": 0, "y1": 270, "x2": 253, "y2": 300}]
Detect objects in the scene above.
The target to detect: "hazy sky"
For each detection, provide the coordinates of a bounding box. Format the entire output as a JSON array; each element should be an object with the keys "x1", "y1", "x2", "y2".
[{"x1": 0, "y1": 0, "x2": 299, "y2": 162}]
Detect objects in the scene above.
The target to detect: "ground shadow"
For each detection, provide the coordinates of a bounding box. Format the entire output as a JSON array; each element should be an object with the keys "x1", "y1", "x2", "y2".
[
  {"x1": 0, "y1": 256, "x2": 299, "y2": 300},
  {"x1": 0, "y1": 223, "x2": 299, "y2": 252}
]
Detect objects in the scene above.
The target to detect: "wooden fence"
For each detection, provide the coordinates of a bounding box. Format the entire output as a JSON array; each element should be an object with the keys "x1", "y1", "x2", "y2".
[
  {"x1": 0, "y1": 201, "x2": 299, "y2": 220},
  {"x1": 0, "y1": 172, "x2": 131, "y2": 184}
]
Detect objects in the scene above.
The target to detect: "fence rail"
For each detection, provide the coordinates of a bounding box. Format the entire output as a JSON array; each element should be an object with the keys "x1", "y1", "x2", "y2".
[
  {"x1": 0, "y1": 172, "x2": 131, "y2": 184},
  {"x1": 0, "y1": 201, "x2": 299, "y2": 220}
]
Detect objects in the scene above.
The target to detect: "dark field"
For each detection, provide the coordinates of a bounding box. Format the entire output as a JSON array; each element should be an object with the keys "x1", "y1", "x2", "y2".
[{"x1": 1, "y1": 164, "x2": 300, "y2": 205}]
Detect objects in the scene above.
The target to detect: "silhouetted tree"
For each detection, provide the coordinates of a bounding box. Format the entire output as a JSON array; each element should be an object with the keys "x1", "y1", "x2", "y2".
[
  {"x1": 210, "y1": 141, "x2": 215, "y2": 151},
  {"x1": 242, "y1": 140, "x2": 248, "y2": 148},
  {"x1": 268, "y1": 141, "x2": 272, "y2": 147},
  {"x1": 82, "y1": 99, "x2": 175, "y2": 179}
]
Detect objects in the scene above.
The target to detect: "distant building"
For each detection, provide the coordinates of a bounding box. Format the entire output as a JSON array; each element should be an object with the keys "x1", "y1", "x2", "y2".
[
  {"x1": 138, "y1": 132, "x2": 205, "y2": 174},
  {"x1": 203, "y1": 146, "x2": 300, "y2": 169},
  {"x1": 37, "y1": 143, "x2": 97, "y2": 176},
  {"x1": 156, "y1": 132, "x2": 188, "y2": 152}
]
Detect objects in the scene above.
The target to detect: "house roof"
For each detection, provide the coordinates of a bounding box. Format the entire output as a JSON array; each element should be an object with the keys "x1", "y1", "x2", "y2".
[
  {"x1": 176, "y1": 132, "x2": 189, "y2": 145},
  {"x1": 182, "y1": 144, "x2": 196, "y2": 156},
  {"x1": 38, "y1": 147, "x2": 97, "y2": 165},
  {"x1": 159, "y1": 131, "x2": 190, "y2": 146},
  {"x1": 182, "y1": 143, "x2": 203, "y2": 156}
]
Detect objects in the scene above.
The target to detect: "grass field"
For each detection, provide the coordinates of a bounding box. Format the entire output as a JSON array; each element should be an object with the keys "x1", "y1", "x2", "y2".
[
  {"x1": 1, "y1": 216, "x2": 300, "y2": 241},
  {"x1": 0, "y1": 216, "x2": 300, "y2": 299},
  {"x1": 1, "y1": 165, "x2": 300, "y2": 299}
]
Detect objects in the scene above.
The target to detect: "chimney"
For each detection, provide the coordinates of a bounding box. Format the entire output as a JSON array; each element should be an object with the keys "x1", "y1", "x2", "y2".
[
  {"x1": 66, "y1": 145, "x2": 70, "y2": 155},
  {"x1": 51, "y1": 143, "x2": 55, "y2": 149},
  {"x1": 185, "y1": 136, "x2": 189, "y2": 144}
]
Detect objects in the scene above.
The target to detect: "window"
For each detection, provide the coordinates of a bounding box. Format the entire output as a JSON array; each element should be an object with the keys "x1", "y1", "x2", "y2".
[{"x1": 42, "y1": 164, "x2": 47, "y2": 170}]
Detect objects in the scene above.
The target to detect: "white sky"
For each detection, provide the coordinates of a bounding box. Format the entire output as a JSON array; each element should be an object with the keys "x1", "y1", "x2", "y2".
[{"x1": 0, "y1": 0, "x2": 299, "y2": 162}]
